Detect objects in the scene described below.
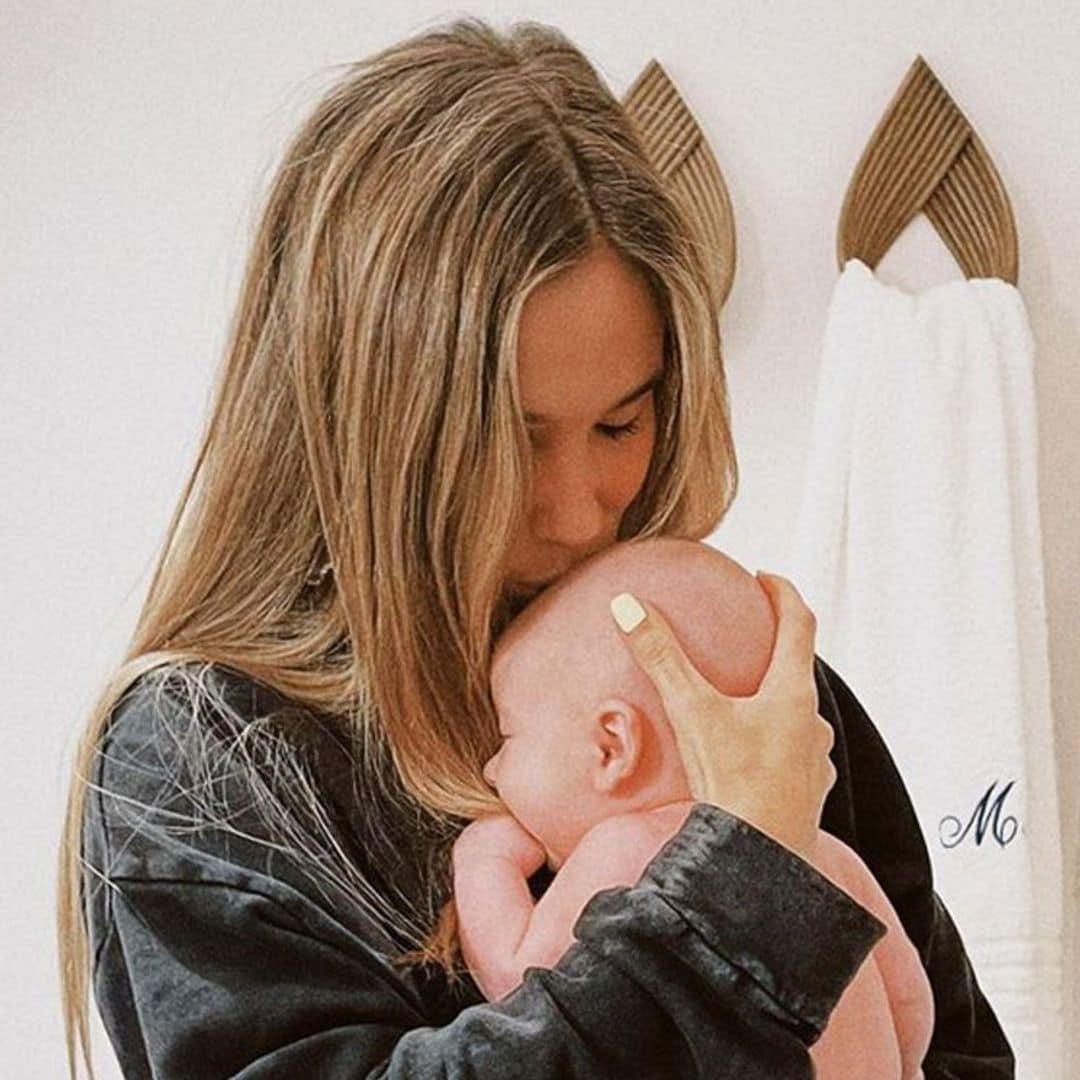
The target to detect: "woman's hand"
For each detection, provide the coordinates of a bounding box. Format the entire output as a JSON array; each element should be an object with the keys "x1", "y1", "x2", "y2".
[
  {"x1": 609, "y1": 571, "x2": 835, "y2": 863},
  {"x1": 452, "y1": 811, "x2": 549, "y2": 878}
]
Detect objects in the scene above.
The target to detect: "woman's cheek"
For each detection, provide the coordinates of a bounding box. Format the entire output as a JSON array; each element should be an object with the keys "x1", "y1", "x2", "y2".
[{"x1": 616, "y1": 416, "x2": 657, "y2": 506}]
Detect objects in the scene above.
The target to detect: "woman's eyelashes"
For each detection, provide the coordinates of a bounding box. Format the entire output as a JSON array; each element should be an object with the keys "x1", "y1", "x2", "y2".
[
  {"x1": 598, "y1": 416, "x2": 642, "y2": 441},
  {"x1": 526, "y1": 413, "x2": 645, "y2": 447}
]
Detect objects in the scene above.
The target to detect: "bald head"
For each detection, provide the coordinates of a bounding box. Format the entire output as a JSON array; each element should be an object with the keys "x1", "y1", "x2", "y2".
[{"x1": 491, "y1": 537, "x2": 777, "y2": 740}]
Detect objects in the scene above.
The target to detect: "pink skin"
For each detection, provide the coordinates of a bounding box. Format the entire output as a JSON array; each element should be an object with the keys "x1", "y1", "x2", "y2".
[
  {"x1": 454, "y1": 539, "x2": 934, "y2": 1079},
  {"x1": 484, "y1": 539, "x2": 774, "y2": 871}
]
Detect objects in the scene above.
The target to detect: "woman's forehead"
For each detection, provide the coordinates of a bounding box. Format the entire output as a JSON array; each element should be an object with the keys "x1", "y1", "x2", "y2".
[{"x1": 516, "y1": 248, "x2": 665, "y2": 424}]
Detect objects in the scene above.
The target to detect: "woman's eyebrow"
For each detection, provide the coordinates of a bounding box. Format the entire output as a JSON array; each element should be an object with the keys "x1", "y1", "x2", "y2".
[{"x1": 524, "y1": 369, "x2": 664, "y2": 423}]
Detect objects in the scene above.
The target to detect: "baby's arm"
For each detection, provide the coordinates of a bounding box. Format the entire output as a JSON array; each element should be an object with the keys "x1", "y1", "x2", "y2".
[
  {"x1": 452, "y1": 813, "x2": 547, "y2": 1002},
  {"x1": 454, "y1": 811, "x2": 674, "y2": 1002},
  {"x1": 512, "y1": 812, "x2": 667, "y2": 976}
]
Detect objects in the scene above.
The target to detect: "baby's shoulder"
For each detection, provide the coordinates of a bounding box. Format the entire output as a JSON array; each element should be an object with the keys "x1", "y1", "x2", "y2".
[
  {"x1": 580, "y1": 801, "x2": 695, "y2": 855},
  {"x1": 558, "y1": 803, "x2": 697, "y2": 893},
  {"x1": 634, "y1": 800, "x2": 696, "y2": 843}
]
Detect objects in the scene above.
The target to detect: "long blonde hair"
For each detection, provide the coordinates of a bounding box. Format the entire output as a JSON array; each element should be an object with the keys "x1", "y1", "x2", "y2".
[{"x1": 57, "y1": 15, "x2": 737, "y2": 1078}]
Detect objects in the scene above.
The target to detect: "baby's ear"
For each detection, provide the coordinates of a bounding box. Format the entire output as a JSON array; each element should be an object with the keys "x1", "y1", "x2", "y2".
[{"x1": 590, "y1": 698, "x2": 647, "y2": 791}]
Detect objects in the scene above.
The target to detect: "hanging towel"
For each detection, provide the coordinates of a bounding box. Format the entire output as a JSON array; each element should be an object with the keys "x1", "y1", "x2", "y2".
[{"x1": 787, "y1": 256, "x2": 1064, "y2": 1079}]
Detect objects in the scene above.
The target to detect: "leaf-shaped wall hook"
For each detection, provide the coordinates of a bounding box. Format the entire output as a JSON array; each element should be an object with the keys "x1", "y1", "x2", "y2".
[
  {"x1": 837, "y1": 55, "x2": 1018, "y2": 283},
  {"x1": 621, "y1": 59, "x2": 737, "y2": 308}
]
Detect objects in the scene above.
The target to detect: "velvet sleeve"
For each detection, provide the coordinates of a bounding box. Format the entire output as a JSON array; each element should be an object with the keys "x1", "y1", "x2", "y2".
[
  {"x1": 814, "y1": 655, "x2": 1016, "y2": 1079},
  {"x1": 84, "y1": 668, "x2": 888, "y2": 1079}
]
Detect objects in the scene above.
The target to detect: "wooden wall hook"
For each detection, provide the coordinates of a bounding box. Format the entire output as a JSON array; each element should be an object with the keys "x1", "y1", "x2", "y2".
[
  {"x1": 837, "y1": 55, "x2": 1018, "y2": 284},
  {"x1": 621, "y1": 59, "x2": 737, "y2": 307}
]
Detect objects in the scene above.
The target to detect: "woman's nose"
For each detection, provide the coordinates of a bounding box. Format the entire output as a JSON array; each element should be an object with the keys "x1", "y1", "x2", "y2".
[{"x1": 531, "y1": 459, "x2": 605, "y2": 547}]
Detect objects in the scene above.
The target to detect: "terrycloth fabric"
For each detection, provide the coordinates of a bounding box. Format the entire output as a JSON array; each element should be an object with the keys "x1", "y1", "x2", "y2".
[
  {"x1": 809, "y1": 829, "x2": 934, "y2": 1079},
  {"x1": 788, "y1": 256, "x2": 1064, "y2": 1078}
]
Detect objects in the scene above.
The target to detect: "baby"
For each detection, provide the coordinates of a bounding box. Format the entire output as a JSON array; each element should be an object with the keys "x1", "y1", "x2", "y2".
[{"x1": 454, "y1": 536, "x2": 934, "y2": 1079}]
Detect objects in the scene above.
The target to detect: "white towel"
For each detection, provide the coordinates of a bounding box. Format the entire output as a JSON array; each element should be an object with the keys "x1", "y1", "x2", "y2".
[{"x1": 787, "y1": 257, "x2": 1064, "y2": 1079}]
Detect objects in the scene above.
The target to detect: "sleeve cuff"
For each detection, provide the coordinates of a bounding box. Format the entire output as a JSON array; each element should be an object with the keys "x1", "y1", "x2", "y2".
[{"x1": 636, "y1": 801, "x2": 887, "y2": 1034}]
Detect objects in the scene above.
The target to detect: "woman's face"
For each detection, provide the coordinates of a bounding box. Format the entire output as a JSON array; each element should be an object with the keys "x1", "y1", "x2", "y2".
[{"x1": 502, "y1": 238, "x2": 666, "y2": 604}]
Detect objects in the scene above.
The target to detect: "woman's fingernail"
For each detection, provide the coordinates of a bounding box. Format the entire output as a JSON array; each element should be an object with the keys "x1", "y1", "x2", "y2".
[{"x1": 610, "y1": 592, "x2": 646, "y2": 632}]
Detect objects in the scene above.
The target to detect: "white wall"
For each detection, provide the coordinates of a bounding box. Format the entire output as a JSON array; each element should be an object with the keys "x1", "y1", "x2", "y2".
[{"x1": 4, "y1": 3, "x2": 1076, "y2": 1077}]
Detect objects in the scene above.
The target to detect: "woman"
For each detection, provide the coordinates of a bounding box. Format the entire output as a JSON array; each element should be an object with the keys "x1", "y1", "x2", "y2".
[{"x1": 58, "y1": 16, "x2": 1013, "y2": 1079}]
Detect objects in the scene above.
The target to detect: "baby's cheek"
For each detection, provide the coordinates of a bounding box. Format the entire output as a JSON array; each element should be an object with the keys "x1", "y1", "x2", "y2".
[
  {"x1": 537, "y1": 770, "x2": 591, "y2": 853},
  {"x1": 503, "y1": 768, "x2": 562, "y2": 849},
  {"x1": 495, "y1": 761, "x2": 540, "y2": 828}
]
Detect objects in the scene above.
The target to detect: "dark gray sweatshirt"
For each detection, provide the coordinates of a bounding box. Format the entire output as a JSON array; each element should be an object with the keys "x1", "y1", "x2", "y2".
[{"x1": 81, "y1": 656, "x2": 1014, "y2": 1078}]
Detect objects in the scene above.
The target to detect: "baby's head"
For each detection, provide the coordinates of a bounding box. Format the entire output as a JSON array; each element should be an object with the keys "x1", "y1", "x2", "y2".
[{"x1": 482, "y1": 537, "x2": 777, "y2": 869}]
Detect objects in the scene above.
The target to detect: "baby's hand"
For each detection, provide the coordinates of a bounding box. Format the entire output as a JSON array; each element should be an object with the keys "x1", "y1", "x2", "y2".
[{"x1": 452, "y1": 812, "x2": 548, "y2": 877}]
